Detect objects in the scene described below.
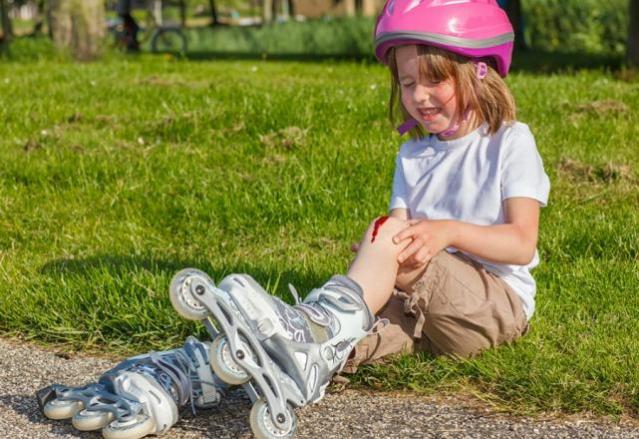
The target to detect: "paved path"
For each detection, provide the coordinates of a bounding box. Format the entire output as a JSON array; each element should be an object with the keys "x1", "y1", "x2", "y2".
[{"x1": 1, "y1": 338, "x2": 638, "y2": 438}]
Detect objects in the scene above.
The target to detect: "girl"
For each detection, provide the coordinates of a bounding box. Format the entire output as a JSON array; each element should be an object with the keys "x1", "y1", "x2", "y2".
[
  {"x1": 39, "y1": 1, "x2": 550, "y2": 438},
  {"x1": 344, "y1": 0, "x2": 551, "y2": 367}
]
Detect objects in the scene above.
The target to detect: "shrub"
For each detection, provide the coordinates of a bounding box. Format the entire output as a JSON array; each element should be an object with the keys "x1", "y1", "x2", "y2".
[{"x1": 523, "y1": 0, "x2": 628, "y2": 55}]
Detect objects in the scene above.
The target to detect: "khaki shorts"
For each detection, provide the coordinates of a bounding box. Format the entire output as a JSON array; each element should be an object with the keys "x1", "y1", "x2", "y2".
[{"x1": 344, "y1": 251, "x2": 529, "y2": 372}]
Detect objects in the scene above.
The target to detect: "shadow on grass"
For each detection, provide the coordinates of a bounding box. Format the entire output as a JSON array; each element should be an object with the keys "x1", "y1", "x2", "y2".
[
  {"x1": 39, "y1": 254, "x2": 329, "y2": 299},
  {"x1": 4, "y1": 34, "x2": 629, "y2": 77},
  {"x1": 184, "y1": 50, "x2": 370, "y2": 64},
  {"x1": 182, "y1": 48, "x2": 626, "y2": 76},
  {"x1": 510, "y1": 49, "x2": 624, "y2": 75}
]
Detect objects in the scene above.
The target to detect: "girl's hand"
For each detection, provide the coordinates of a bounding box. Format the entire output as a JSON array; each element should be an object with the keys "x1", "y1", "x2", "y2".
[{"x1": 392, "y1": 219, "x2": 454, "y2": 268}]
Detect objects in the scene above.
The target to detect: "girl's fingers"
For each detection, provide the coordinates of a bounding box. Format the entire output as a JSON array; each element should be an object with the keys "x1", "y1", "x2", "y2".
[
  {"x1": 414, "y1": 247, "x2": 431, "y2": 265},
  {"x1": 397, "y1": 237, "x2": 424, "y2": 263},
  {"x1": 393, "y1": 224, "x2": 419, "y2": 244}
]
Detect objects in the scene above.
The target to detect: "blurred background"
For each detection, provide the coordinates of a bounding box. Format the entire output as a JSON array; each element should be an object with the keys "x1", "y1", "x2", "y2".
[{"x1": 0, "y1": 0, "x2": 638, "y2": 67}]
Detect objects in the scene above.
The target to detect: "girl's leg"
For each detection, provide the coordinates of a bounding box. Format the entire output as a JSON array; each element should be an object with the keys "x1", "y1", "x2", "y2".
[{"x1": 347, "y1": 216, "x2": 429, "y2": 314}]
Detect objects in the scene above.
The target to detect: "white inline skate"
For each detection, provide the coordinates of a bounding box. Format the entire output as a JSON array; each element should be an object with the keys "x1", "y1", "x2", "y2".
[
  {"x1": 37, "y1": 336, "x2": 226, "y2": 439},
  {"x1": 169, "y1": 269, "x2": 375, "y2": 439}
]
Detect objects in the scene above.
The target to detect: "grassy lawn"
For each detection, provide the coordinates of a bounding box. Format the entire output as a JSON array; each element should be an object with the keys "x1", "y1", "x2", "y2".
[{"x1": 1, "y1": 38, "x2": 638, "y2": 419}]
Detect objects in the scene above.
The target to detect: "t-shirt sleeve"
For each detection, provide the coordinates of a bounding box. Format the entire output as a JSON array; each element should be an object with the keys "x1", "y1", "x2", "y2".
[
  {"x1": 389, "y1": 153, "x2": 409, "y2": 210},
  {"x1": 501, "y1": 126, "x2": 551, "y2": 207}
]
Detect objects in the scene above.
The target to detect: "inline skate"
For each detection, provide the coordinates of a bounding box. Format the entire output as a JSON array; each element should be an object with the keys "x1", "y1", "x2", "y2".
[
  {"x1": 37, "y1": 336, "x2": 226, "y2": 439},
  {"x1": 169, "y1": 269, "x2": 374, "y2": 439}
]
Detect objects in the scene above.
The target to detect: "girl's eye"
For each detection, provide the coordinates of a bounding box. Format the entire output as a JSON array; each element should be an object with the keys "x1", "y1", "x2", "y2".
[{"x1": 401, "y1": 82, "x2": 415, "y2": 88}]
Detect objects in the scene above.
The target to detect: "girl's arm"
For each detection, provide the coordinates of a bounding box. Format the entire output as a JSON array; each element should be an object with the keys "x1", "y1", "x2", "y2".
[
  {"x1": 390, "y1": 208, "x2": 409, "y2": 220},
  {"x1": 394, "y1": 197, "x2": 540, "y2": 267}
]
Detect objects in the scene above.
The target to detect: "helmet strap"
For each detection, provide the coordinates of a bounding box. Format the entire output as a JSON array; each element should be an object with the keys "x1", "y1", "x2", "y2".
[{"x1": 396, "y1": 118, "x2": 419, "y2": 135}]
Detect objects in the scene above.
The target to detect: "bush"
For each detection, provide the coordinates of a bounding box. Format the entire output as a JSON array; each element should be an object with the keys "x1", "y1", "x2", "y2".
[
  {"x1": 186, "y1": 16, "x2": 375, "y2": 56},
  {"x1": 523, "y1": 0, "x2": 628, "y2": 55},
  {"x1": 186, "y1": 2, "x2": 629, "y2": 57}
]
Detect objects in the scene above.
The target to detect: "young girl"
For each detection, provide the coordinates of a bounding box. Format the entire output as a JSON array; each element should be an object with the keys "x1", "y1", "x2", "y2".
[
  {"x1": 39, "y1": 1, "x2": 550, "y2": 438},
  {"x1": 344, "y1": 0, "x2": 551, "y2": 366}
]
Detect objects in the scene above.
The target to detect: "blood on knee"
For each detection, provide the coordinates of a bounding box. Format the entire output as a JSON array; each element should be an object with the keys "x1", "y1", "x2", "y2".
[{"x1": 371, "y1": 215, "x2": 390, "y2": 243}]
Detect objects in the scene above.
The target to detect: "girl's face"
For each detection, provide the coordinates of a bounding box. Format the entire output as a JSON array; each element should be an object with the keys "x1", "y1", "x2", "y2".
[{"x1": 396, "y1": 45, "x2": 471, "y2": 140}]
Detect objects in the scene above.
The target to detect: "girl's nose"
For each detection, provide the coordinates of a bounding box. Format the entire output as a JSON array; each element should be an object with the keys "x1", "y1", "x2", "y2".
[{"x1": 412, "y1": 84, "x2": 430, "y2": 104}]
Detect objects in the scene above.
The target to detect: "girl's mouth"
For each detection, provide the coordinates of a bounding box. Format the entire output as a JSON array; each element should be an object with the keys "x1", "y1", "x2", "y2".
[{"x1": 418, "y1": 107, "x2": 440, "y2": 121}]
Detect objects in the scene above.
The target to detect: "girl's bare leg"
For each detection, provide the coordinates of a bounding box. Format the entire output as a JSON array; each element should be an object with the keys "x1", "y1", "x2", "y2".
[{"x1": 347, "y1": 216, "x2": 429, "y2": 314}]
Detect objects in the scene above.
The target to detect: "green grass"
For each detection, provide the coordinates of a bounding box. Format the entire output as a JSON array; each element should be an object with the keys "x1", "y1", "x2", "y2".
[{"x1": 1, "y1": 38, "x2": 638, "y2": 419}]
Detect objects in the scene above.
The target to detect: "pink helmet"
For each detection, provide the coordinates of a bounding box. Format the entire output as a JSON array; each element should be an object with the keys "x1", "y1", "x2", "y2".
[{"x1": 375, "y1": 0, "x2": 514, "y2": 77}]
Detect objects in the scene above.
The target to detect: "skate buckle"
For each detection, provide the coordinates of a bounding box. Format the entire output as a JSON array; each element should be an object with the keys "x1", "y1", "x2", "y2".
[{"x1": 257, "y1": 318, "x2": 275, "y2": 337}]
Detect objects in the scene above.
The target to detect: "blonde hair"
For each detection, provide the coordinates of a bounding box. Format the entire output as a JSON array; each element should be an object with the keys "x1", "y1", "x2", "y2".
[{"x1": 388, "y1": 45, "x2": 516, "y2": 138}]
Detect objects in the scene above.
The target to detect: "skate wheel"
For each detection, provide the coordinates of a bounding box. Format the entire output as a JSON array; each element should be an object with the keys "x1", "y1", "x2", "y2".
[
  {"x1": 43, "y1": 398, "x2": 83, "y2": 420},
  {"x1": 72, "y1": 408, "x2": 114, "y2": 431},
  {"x1": 210, "y1": 335, "x2": 250, "y2": 385},
  {"x1": 169, "y1": 268, "x2": 213, "y2": 321},
  {"x1": 249, "y1": 398, "x2": 297, "y2": 439},
  {"x1": 102, "y1": 414, "x2": 155, "y2": 439}
]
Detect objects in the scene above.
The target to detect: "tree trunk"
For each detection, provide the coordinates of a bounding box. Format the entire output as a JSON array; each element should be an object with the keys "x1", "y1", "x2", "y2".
[
  {"x1": 503, "y1": 0, "x2": 527, "y2": 50},
  {"x1": 0, "y1": 0, "x2": 13, "y2": 52},
  {"x1": 262, "y1": 0, "x2": 273, "y2": 23},
  {"x1": 49, "y1": 0, "x2": 105, "y2": 60},
  {"x1": 32, "y1": 0, "x2": 46, "y2": 36},
  {"x1": 286, "y1": 0, "x2": 294, "y2": 18},
  {"x1": 208, "y1": 0, "x2": 219, "y2": 25},
  {"x1": 344, "y1": 0, "x2": 356, "y2": 17},
  {"x1": 629, "y1": 0, "x2": 639, "y2": 66}
]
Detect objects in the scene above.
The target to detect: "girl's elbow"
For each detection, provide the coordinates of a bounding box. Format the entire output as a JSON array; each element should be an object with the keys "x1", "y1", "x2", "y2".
[
  {"x1": 516, "y1": 243, "x2": 537, "y2": 265},
  {"x1": 514, "y1": 226, "x2": 538, "y2": 265}
]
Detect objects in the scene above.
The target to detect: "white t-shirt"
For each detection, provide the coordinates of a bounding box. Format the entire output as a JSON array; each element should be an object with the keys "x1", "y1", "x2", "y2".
[{"x1": 390, "y1": 122, "x2": 550, "y2": 319}]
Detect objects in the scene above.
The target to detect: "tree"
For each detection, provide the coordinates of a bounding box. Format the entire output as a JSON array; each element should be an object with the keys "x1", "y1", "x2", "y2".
[
  {"x1": 629, "y1": 0, "x2": 639, "y2": 66},
  {"x1": 262, "y1": 0, "x2": 273, "y2": 23},
  {"x1": 208, "y1": 0, "x2": 219, "y2": 25},
  {"x1": 0, "y1": 0, "x2": 12, "y2": 53},
  {"x1": 31, "y1": 0, "x2": 46, "y2": 36},
  {"x1": 344, "y1": 0, "x2": 356, "y2": 16},
  {"x1": 501, "y1": 0, "x2": 527, "y2": 50},
  {"x1": 49, "y1": 0, "x2": 105, "y2": 60}
]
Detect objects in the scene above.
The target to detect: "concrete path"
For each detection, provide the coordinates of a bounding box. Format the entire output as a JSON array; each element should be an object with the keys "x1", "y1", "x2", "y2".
[{"x1": 1, "y1": 337, "x2": 637, "y2": 438}]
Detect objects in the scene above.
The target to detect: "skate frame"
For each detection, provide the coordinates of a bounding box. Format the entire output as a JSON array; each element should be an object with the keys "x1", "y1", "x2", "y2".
[{"x1": 203, "y1": 318, "x2": 260, "y2": 403}]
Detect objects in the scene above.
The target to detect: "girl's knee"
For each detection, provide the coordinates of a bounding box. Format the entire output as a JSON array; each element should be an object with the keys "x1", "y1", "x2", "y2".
[{"x1": 363, "y1": 215, "x2": 408, "y2": 248}]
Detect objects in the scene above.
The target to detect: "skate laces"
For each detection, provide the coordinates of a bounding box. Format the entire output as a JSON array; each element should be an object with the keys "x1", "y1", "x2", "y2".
[
  {"x1": 147, "y1": 341, "x2": 219, "y2": 415},
  {"x1": 288, "y1": 283, "x2": 302, "y2": 305},
  {"x1": 148, "y1": 351, "x2": 193, "y2": 407}
]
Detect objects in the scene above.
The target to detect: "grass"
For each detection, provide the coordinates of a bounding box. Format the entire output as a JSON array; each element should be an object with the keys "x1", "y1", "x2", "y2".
[{"x1": 1, "y1": 37, "x2": 638, "y2": 419}]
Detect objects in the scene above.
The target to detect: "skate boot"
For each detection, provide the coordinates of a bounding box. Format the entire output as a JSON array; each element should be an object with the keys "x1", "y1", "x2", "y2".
[
  {"x1": 170, "y1": 269, "x2": 375, "y2": 439},
  {"x1": 37, "y1": 336, "x2": 226, "y2": 439}
]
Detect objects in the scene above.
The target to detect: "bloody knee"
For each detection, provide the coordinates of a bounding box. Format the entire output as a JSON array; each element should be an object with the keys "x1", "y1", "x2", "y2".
[{"x1": 362, "y1": 216, "x2": 408, "y2": 249}]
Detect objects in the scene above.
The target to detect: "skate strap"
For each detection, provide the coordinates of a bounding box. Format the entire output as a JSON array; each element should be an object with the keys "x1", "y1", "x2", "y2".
[
  {"x1": 149, "y1": 352, "x2": 193, "y2": 407},
  {"x1": 322, "y1": 294, "x2": 360, "y2": 312},
  {"x1": 305, "y1": 289, "x2": 361, "y2": 313},
  {"x1": 183, "y1": 339, "x2": 224, "y2": 404}
]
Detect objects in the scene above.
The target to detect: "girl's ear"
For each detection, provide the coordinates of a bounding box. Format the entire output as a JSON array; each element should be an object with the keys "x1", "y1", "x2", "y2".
[{"x1": 475, "y1": 62, "x2": 488, "y2": 80}]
